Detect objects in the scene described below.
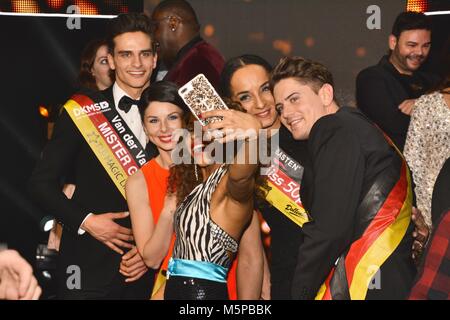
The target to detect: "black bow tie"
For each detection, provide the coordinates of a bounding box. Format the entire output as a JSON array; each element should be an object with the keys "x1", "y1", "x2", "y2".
[{"x1": 118, "y1": 95, "x2": 139, "y2": 113}]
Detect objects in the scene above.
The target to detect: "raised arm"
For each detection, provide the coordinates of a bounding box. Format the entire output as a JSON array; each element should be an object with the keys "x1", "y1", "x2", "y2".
[{"x1": 202, "y1": 109, "x2": 262, "y2": 203}]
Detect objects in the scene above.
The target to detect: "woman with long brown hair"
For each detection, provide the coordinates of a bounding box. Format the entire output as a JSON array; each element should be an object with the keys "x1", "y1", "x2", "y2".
[
  {"x1": 78, "y1": 39, "x2": 113, "y2": 91},
  {"x1": 126, "y1": 81, "x2": 265, "y2": 299},
  {"x1": 157, "y1": 107, "x2": 265, "y2": 300},
  {"x1": 220, "y1": 54, "x2": 310, "y2": 299}
]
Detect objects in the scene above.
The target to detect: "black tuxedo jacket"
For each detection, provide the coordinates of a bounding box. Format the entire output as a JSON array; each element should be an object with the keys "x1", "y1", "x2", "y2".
[{"x1": 29, "y1": 87, "x2": 154, "y2": 299}]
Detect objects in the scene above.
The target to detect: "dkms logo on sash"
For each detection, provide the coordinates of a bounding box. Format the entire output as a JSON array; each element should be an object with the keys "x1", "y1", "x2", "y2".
[{"x1": 73, "y1": 101, "x2": 110, "y2": 118}]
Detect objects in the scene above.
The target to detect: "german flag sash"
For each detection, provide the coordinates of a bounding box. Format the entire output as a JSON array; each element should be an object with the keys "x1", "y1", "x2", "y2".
[
  {"x1": 316, "y1": 137, "x2": 412, "y2": 300},
  {"x1": 262, "y1": 147, "x2": 310, "y2": 227},
  {"x1": 64, "y1": 92, "x2": 148, "y2": 198}
]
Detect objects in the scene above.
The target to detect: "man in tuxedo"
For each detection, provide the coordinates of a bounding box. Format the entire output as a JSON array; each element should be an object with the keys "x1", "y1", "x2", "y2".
[
  {"x1": 29, "y1": 13, "x2": 157, "y2": 299},
  {"x1": 151, "y1": 0, "x2": 225, "y2": 89}
]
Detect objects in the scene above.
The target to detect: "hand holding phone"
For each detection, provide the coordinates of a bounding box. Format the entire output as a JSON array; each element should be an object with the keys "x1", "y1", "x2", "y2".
[{"x1": 178, "y1": 74, "x2": 228, "y2": 126}]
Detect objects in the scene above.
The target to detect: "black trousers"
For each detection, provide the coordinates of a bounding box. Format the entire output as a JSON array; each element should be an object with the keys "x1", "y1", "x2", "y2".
[{"x1": 57, "y1": 269, "x2": 155, "y2": 300}]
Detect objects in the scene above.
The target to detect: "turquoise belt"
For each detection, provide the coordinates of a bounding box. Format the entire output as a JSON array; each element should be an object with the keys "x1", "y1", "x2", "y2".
[{"x1": 167, "y1": 258, "x2": 228, "y2": 283}]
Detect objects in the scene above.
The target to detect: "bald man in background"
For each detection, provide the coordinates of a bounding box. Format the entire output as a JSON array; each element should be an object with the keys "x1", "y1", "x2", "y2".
[{"x1": 151, "y1": 0, "x2": 224, "y2": 89}]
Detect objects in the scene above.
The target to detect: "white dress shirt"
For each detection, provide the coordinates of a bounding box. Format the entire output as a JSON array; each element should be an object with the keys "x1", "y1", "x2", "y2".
[
  {"x1": 112, "y1": 82, "x2": 148, "y2": 148},
  {"x1": 78, "y1": 82, "x2": 148, "y2": 235}
]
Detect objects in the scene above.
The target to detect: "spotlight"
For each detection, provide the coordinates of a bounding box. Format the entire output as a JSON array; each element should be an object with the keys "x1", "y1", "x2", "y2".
[
  {"x1": 407, "y1": 0, "x2": 428, "y2": 12},
  {"x1": 39, "y1": 105, "x2": 49, "y2": 118}
]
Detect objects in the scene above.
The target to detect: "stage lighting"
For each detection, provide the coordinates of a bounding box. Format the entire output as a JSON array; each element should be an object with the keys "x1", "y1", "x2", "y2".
[
  {"x1": 39, "y1": 106, "x2": 49, "y2": 118},
  {"x1": 0, "y1": 1, "x2": 143, "y2": 16},
  {"x1": 407, "y1": 0, "x2": 429, "y2": 12},
  {"x1": 407, "y1": 0, "x2": 450, "y2": 14}
]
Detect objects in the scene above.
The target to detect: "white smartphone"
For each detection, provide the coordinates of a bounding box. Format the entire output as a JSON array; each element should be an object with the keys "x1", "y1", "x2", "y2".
[{"x1": 178, "y1": 74, "x2": 228, "y2": 126}]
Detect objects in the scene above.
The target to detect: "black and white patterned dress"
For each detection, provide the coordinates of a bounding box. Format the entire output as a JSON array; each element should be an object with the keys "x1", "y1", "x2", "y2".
[{"x1": 165, "y1": 164, "x2": 239, "y2": 300}]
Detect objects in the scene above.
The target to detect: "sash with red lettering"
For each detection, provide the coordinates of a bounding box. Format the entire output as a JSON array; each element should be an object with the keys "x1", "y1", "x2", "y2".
[
  {"x1": 262, "y1": 146, "x2": 310, "y2": 227},
  {"x1": 63, "y1": 92, "x2": 148, "y2": 198}
]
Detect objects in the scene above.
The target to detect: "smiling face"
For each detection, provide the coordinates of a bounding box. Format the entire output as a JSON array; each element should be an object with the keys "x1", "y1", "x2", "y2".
[
  {"x1": 108, "y1": 31, "x2": 157, "y2": 98},
  {"x1": 143, "y1": 101, "x2": 184, "y2": 152},
  {"x1": 230, "y1": 64, "x2": 280, "y2": 130},
  {"x1": 273, "y1": 78, "x2": 335, "y2": 140},
  {"x1": 389, "y1": 29, "x2": 431, "y2": 75}
]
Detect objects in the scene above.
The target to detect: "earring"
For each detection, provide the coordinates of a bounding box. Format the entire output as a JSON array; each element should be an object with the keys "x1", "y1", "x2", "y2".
[
  {"x1": 171, "y1": 28, "x2": 176, "y2": 32},
  {"x1": 194, "y1": 164, "x2": 199, "y2": 181}
]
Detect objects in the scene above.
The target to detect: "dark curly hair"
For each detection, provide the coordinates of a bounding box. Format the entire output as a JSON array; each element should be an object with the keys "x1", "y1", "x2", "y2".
[{"x1": 167, "y1": 100, "x2": 269, "y2": 206}]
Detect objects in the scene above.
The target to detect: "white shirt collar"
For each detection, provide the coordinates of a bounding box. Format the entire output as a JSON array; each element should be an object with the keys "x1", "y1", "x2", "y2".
[
  {"x1": 113, "y1": 82, "x2": 140, "y2": 110},
  {"x1": 112, "y1": 82, "x2": 147, "y2": 147}
]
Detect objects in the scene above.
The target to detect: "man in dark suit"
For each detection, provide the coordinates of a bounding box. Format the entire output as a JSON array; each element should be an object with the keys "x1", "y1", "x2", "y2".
[
  {"x1": 150, "y1": 0, "x2": 225, "y2": 90},
  {"x1": 272, "y1": 57, "x2": 416, "y2": 300},
  {"x1": 29, "y1": 13, "x2": 158, "y2": 299},
  {"x1": 356, "y1": 11, "x2": 438, "y2": 151}
]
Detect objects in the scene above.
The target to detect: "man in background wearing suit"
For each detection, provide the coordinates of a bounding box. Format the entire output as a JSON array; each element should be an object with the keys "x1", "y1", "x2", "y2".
[{"x1": 29, "y1": 13, "x2": 157, "y2": 299}]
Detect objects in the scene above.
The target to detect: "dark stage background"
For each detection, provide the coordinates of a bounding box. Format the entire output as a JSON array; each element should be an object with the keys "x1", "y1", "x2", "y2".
[
  {"x1": 0, "y1": 0, "x2": 448, "y2": 296},
  {"x1": 0, "y1": 15, "x2": 112, "y2": 260}
]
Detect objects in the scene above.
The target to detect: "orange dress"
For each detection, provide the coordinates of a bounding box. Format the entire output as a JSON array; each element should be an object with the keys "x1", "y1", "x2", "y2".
[
  {"x1": 142, "y1": 159, "x2": 175, "y2": 295},
  {"x1": 142, "y1": 158, "x2": 238, "y2": 299}
]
